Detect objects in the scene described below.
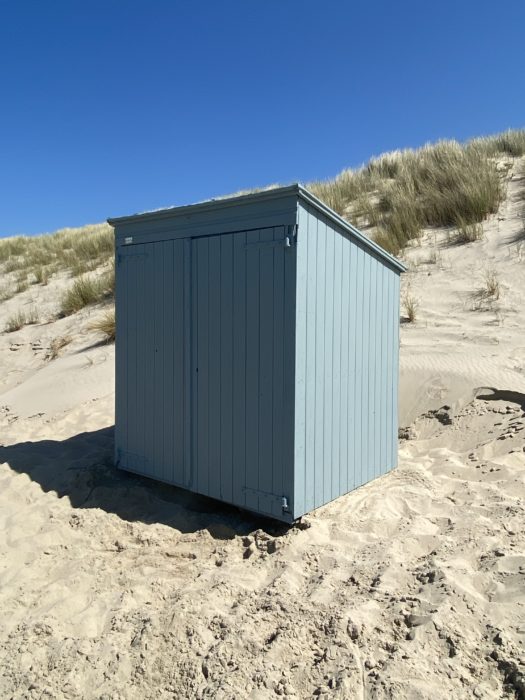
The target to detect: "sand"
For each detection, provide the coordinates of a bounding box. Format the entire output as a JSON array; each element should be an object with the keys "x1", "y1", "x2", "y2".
[{"x1": 0, "y1": 161, "x2": 524, "y2": 699}]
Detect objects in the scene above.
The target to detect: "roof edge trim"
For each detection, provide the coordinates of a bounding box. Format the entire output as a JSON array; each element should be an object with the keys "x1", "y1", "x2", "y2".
[
  {"x1": 296, "y1": 185, "x2": 406, "y2": 273},
  {"x1": 107, "y1": 183, "x2": 406, "y2": 273},
  {"x1": 107, "y1": 184, "x2": 301, "y2": 226}
]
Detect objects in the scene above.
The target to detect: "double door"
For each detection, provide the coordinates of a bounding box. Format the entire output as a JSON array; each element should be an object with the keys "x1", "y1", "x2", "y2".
[{"x1": 116, "y1": 227, "x2": 293, "y2": 516}]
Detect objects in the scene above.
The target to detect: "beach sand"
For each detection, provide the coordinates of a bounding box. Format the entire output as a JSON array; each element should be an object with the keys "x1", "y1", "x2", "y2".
[{"x1": 0, "y1": 162, "x2": 524, "y2": 698}]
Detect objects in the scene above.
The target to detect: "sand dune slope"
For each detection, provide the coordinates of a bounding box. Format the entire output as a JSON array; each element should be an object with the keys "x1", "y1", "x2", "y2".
[{"x1": 0, "y1": 162, "x2": 524, "y2": 699}]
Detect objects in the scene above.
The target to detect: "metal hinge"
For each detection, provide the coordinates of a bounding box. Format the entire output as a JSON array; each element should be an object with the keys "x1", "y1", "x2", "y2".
[
  {"x1": 243, "y1": 487, "x2": 291, "y2": 513},
  {"x1": 245, "y1": 238, "x2": 292, "y2": 250},
  {"x1": 244, "y1": 225, "x2": 298, "y2": 250},
  {"x1": 285, "y1": 224, "x2": 298, "y2": 248}
]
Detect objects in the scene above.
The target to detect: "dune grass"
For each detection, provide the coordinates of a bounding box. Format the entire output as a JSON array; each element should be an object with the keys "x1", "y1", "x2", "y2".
[
  {"x1": 0, "y1": 283, "x2": 14, "y2": 302},
  {"x1": 5, "y1": 311, "x2": 27, "y2": 333},
  {"x1": 15, "y1": 274, "x2": 29, "y2": 294},
  {"x1": 4, "y1": 306, "x2": 39, "y2": 333},
  {"x1": 484, "y1": 268, "x2": 500, "y2": 300},
  {"x1": 0, "y1": 222, "x2": 115, "y2": 319},
  {"x1": 308, "y1": 131, "x2": 525, "y2": 255},
  {"x1": 454, "y1": 219, "x2": 484, "y2": 244},
  {"x1": 89, "y1": 309, "x2": 116, "y2": 342},
  {"x1": 59, "y1": 264, "x2": 114, "y2": 317},
  {"x1": 0, "y1": 128, "x2": 522, "y2": 319},
  {"x1": 467, "y1": 129, "x2": 525, "y2": 158},
  {"x1": 47, "y1": 335, "x2": 72, "y2": 361},
  {"x1": 402, "y1": 286, "x2": 419, "y2": 323},
  {"x1": 0, "y1": 223, "x2": 113, "y2": 282},
  {"x1": 470, "y1": 267, "x2": 501, "y2": 310},
  {"x1": 33, "y1": 266, "x2": 50, "y2": 285}
]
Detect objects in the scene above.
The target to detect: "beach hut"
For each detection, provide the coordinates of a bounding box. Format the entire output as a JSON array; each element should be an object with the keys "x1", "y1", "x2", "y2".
[{"x1": 109, "y1": 184, "x2": 406, "y2": 523}]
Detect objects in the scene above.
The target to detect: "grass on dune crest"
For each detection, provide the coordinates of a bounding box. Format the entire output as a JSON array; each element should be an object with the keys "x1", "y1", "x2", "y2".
[
  {"x1": 0, "y1": 223, "x2": 115, "y2": 319},
  {"x1": 0, "y1": 127, "x2": 523, "y2": 324},
  {"x1": 0, "y1": 223, "x2": 113, "y2": 280},
  {"x1": 467, "y1": 129, "x2": 525, "y2": 159},
  {"x1": 309, "y1": 129, "x2": 525, "y2": 255}
]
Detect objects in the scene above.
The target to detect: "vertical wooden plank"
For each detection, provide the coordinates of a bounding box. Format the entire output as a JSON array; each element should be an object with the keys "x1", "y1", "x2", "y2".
[
  {"x1": 386, "y1": 272, "x2": 393, "y2": 471},
  {"x1": 393, "y1": 273, "x2": 400, "y2": 471},
  {"x1": 191, "y1": 240, "x2": 198, "y2": 490},
  {"x1": 183, "y1": 238, "x2": 192, "y2": 488},
  {"x1": 195, "y1": 237, "x2": 210, "y2": 495},
  {"x1": 332, "y1": 229, "x2": 342, "y2": 499},
  {"x1": 339, "y1": 234, "x2": 349, "y2": 495},
  {"x1": 282, "y1": 223, "x2": 297, "y2": 518},
  {"x1": 162, "y1": 240, "x2": 175, "y2": 483},
  {"x1": 179, "y1": 238, "x2": 191, "y2": 486},
  {"x1": 385, "y1": 269, "x2": 394, "y2": 473},
  {"x1": 126, "y1": 252, "x2": 139, "y2": 464},
  {"x1": 171, "y1": 239, "x2": 184, "y2": 486},
  {"x1": 313, "y1": 213, "x2": 325, "y2": 509},
  {"x1": 191, "y1": 240, "x2": 198, "y2": 491},
  {"x1": 361, "y1": 252, "x2": 371, "y2": 485},
  {"x1": 135, "y1": 245, "x2": 147, "y2": 476},
  {"x1": 322, "y1": 218, "x2": 334, "y2": 505},
  {"x1": 220, "y1": 234, "x2": 234, "y2": 503},
  {"x1": 296, "y1": 206, "x2": 318, "y2": 512},
  {"x1": 354, "y1": 246, "x2": 364, "y2": 490},
  {"x1": 392, "y1": 273, "x2": 401, "y2": 470},
  {"x1": 368, "y1": 258, "x2": 377, "y2": 479},
  {"x1": 245, "y1": 229, "x2": 260, "y2": 513},
  {"x1": 347, "y1": 240, "x2": 358, "y2": 491},
  {"x1": 207, "y1": 235, "x2": 221, "y2": 500},
  {"x1": 375, "y1": 261, "x2": 382, "y2": 478},
  {"x1": 272, "y1": 227, "x2": 286, "y2": 506},
  {"x1": 139, "y1": 246, "x2": 151, "y2": 476},
  {"x1": 232, "y1": 231, "x2": 247, "y2": 507},
  {"x1": 385, "y1": 273, "x2": 394, "y2": 468},
  {"x1": 373, "y1": 261, "x2": 381, "y2": 477},
  {"x1": 123, "y1": 252, "x2": 134, "y2": 463},
  {"x1": 378, "y1": 264, "x2": 390, "y2": 474},
  {"x1": 114, "y1": 246, "x2": 126, "y2": 464},
  {"x1": 258, "y1": 227, "x2": 275, "y2": 498},
  {"x1": 125, "y1": 253, "x2": 136, "y2": 463},
  {"x1": 152, "y1": 242, "x2": 164, "y2": 480}
]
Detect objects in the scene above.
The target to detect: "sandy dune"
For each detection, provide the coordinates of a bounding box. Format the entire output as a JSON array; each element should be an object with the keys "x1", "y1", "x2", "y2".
[{"x1": 0, "y1": 162, "x2": 524, "y2": 699}]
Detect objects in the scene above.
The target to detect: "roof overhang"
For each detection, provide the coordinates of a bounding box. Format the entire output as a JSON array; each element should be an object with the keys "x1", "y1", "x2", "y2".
[{"x1": 108, "y1": 184, "x2": 406, "y2": 273}]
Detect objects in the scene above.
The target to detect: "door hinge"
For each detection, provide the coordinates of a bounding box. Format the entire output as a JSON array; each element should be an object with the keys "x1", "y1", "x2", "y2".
[
  {"x1": 243, "y1": 487, "x2": 291, "y2": 514},
  {"x1": 244, "y1": 237, "x2": 293, "y2": 250},
  {"x1": 286, "y1": 224, "x2": 298, "y2": 247}
]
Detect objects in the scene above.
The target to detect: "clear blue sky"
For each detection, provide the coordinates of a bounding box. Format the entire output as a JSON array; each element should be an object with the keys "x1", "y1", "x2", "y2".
[{"x1": 1, "y1": 0, "x2": 524, "y2": 237}]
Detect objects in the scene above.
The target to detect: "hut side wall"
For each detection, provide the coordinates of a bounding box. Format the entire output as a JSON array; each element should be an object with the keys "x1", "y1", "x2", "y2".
[{"x1": 293, "y1": 202, "x2": 400, "y2": 519}]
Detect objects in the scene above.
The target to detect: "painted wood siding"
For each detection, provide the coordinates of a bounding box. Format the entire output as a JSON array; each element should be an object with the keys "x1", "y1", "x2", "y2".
[
  {"x1": 293, "y1": 202, "x2": 401, "y2": 518},
  {"x1": 115, "y1": 227, "x2": 296, "y2": 521},
  {"x1": 113, "y1": 185, "x2": 403, "y2": 523},
  {"x1": 115, "y1": 240, "x2": 189, "y2": 486},
  {"x1": 190, "y1": 227, "x2": 295, "y2": 519}
]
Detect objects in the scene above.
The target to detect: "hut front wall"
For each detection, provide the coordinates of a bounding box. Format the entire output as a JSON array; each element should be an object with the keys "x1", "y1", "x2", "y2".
[
  {"x1": 293, "y1": 202, "x2": 400, "y2": 519},
  {"x1": 115, "y1": 225, "x2": 297, "y2": 522}
]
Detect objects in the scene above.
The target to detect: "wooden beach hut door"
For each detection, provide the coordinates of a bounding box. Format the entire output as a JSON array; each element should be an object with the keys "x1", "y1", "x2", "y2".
[
  {"x1": 191, "y1": 227, "x2": 290, "y2": 515},
  {"x1": 116, "y1": 239, "x2": 190, "y2": 487},
  {"x1": 117, "y1": 227, "x2": 290, "y2": 514}
]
